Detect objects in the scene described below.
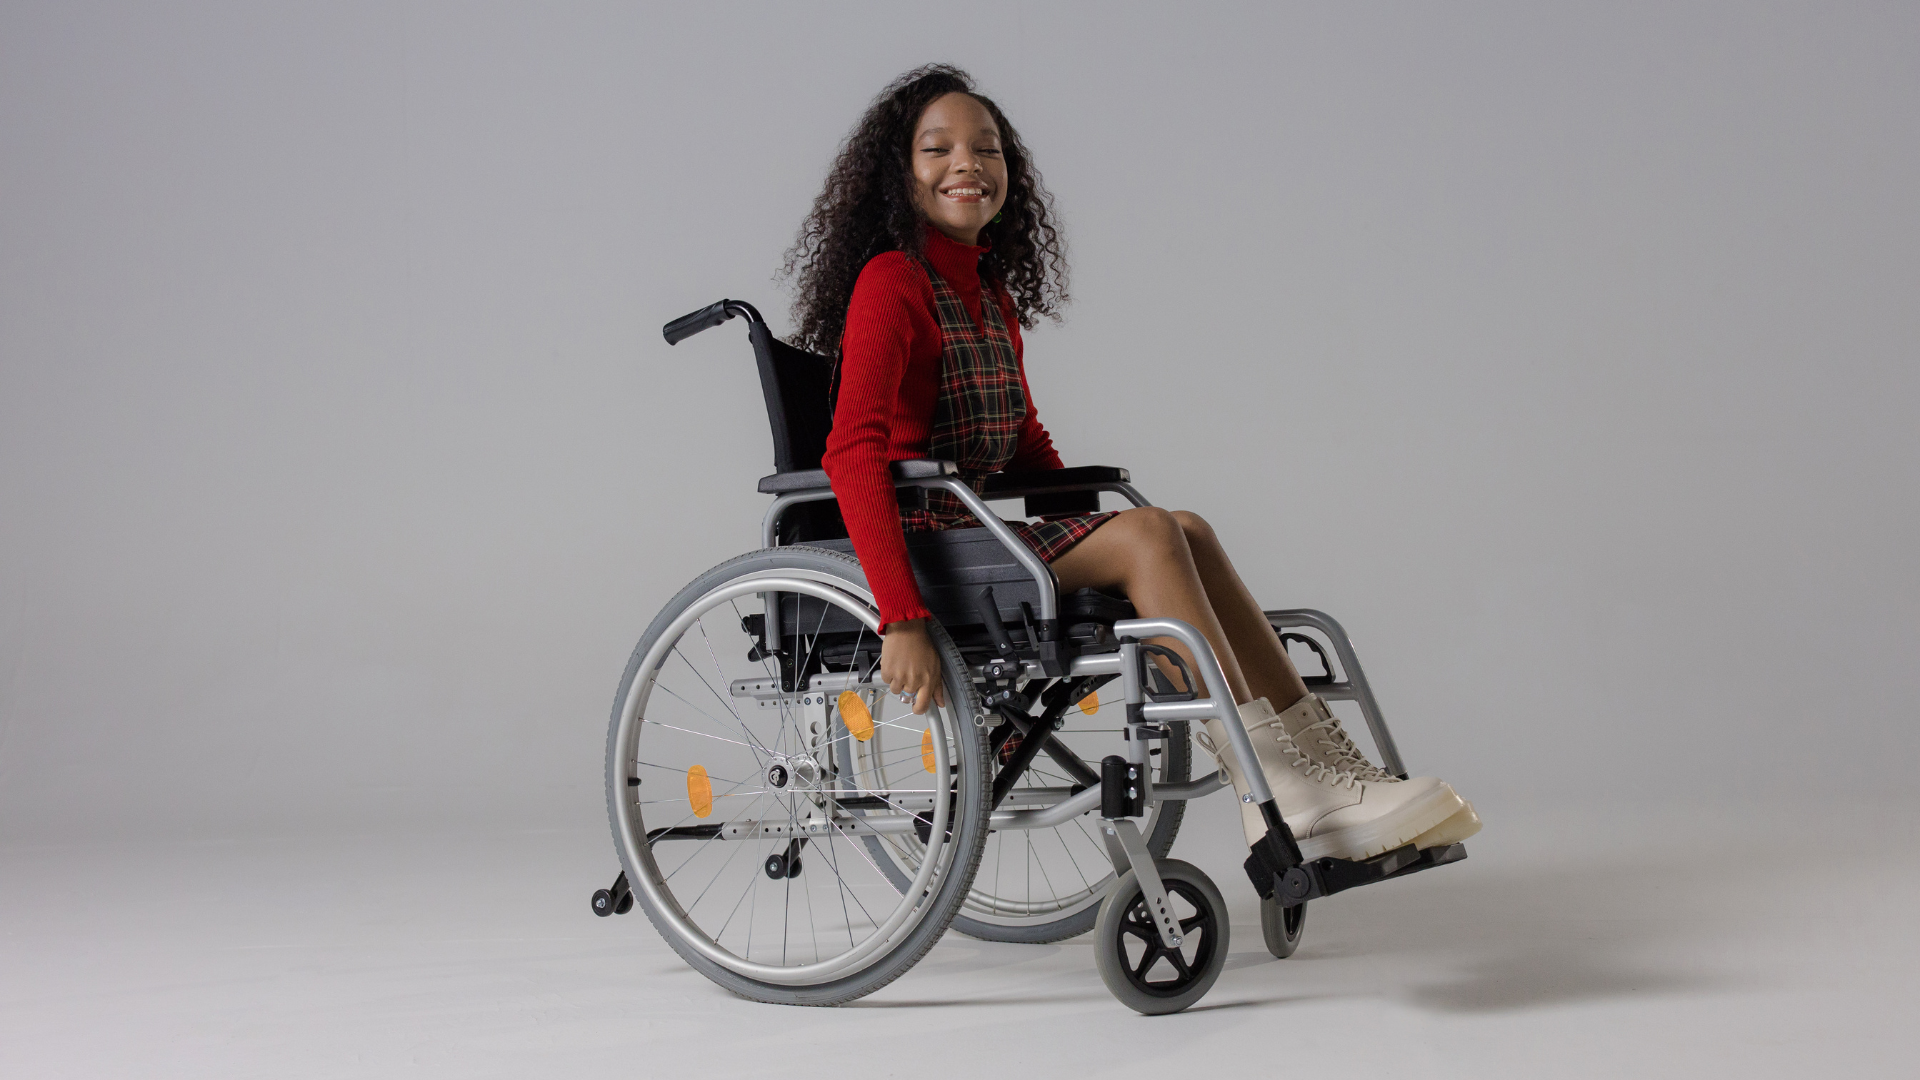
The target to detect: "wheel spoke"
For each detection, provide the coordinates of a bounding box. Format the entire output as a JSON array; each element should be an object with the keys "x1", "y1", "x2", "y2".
[
  {"x1": 1163, "y1": 946, "x2": 1192, "y2": 979},
  {"x1": 1131, "y1": 944, "x2": 1161, "y2": 980}
]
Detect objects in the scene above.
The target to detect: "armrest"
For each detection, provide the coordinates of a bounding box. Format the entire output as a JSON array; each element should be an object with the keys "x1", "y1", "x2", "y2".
[
  {"x1": 978, "y1": 466, "x2": 1129, "y2": 494},
  {"x1": 756, "y1": 459, "x2": 959, "y2": 495},
  {"x1": 977, "y1": 465, "x2": 1138, "y2": 517}
]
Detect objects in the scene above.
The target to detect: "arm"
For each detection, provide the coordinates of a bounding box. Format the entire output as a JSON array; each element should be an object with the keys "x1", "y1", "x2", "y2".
[{"x1": 820, "y1": 254, "x2": 937, "y2": 632}]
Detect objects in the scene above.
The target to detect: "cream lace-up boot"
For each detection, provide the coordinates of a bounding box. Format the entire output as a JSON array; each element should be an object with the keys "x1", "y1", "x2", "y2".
[
  {"x1": 1275, "y1": 694, "x2": 1482, "y2": 849},
  {"x1": 1197, "y1": 698, "x2": 1464, "y2": 861}
]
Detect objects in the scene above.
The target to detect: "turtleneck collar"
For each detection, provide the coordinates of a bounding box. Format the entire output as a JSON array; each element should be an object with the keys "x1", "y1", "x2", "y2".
[{"x1": 921, "y1": 224, "x2": 989, "y2": 291}]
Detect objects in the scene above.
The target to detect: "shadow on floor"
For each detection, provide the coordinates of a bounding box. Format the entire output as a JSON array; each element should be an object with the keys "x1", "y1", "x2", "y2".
[{"x1": 1213, "y1": 846, "x2": 1758, "y2": 1014}]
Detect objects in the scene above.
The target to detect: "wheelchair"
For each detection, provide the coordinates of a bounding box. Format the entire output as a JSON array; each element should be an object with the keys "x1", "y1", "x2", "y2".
[{"x1": 591, "y1": 299, "x2": 1467, "y2": 1013}]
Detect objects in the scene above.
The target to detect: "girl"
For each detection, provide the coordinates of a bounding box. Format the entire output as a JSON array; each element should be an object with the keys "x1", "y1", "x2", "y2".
[{"x1": 785, "y1": 65, "x2": 1479, "y2": 862}]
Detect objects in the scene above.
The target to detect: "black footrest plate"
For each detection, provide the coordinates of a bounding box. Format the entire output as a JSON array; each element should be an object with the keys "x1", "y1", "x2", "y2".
[{"x1": 1271, "y1": 842, "x2": 1468, "y2": 906}]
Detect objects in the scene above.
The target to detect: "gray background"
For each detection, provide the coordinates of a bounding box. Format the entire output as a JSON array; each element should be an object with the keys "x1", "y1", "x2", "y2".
[{"x1": 2, "y1": 3, "x2": 1916, "y2": 1076}]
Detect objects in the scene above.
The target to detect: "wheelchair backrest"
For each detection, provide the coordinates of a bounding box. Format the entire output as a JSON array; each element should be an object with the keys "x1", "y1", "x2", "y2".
[
  {"x1": 748, "y1": 320, "x2": 836, "y2": 476},
  {"x1": 746, "y1": 319, "x2": 849, "y2": 543}
]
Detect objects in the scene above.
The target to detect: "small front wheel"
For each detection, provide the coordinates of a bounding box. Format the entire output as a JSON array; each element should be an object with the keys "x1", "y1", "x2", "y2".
[
  {"x1": 1094, "y1": 859, "x2": 1229, "y2": 1015},
  {"x1": 1260, "y1": 895, "x2": 1306, "y2": 958}
]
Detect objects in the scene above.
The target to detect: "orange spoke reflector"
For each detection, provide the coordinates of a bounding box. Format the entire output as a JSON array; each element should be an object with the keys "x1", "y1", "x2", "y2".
[
  {"x1": 687, "y1": 764, "x2": 713, "y2": 818},
  {"x1": 1078, "y1": 691, "x2": 1100, "y2": 715},
  {"x1": 838, "y1": 691, "x2": 874, "y2": 742},
  {"x1": 921, "y1": 728, "x2": 936, "y2": 773}
]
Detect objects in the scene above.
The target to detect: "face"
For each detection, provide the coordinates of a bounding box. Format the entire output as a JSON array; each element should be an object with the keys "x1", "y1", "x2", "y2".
[{"x1": 909, "y1": 92, "x2": 1009, "y2": 247}]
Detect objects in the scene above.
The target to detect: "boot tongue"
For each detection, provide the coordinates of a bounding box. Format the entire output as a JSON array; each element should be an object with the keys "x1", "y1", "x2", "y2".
[
  {"x1": 1273, "y1": 694, "x2": 1328, "y2": 739},
  {"x1": 1284, "y1": 696, "x2": 1393, "y2": 780}
]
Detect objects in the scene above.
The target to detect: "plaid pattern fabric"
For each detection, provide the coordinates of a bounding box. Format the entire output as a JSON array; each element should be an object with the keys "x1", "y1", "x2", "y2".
[{"x1": 899, "y1": 263, "x2": 1115, "y2": 563}]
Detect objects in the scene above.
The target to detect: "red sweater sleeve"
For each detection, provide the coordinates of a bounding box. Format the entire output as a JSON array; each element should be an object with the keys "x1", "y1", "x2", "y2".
[{"x1": 822, "y1": 255, "x2": 937, "y2": 631}]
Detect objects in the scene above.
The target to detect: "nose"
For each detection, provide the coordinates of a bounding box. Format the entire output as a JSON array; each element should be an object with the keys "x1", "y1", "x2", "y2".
[{"x1": 951, "y1": 146, "x2": 982, "y2": 175}]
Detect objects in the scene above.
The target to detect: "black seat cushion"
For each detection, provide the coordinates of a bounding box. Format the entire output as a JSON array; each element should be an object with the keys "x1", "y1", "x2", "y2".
[{"x1": 1063, "y1": 587, "x2": 1135, "y2": 624}]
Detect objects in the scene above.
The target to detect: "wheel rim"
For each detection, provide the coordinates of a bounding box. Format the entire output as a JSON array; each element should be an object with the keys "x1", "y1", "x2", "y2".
[
  {"x1": 1114, "y1": 878, "x2": 1219, "y2": 997},
  {"x1": 611, "y1": 570, "x2": 971, "y2": 986}
]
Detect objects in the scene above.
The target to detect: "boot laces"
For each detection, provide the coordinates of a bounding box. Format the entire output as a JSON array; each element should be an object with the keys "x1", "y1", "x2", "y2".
[
  {"x1": 1296, "y1": 715, "x2": 1394, "y2": 782},
  {"x1": 1204, "y1": 716, "x2": 1362, "y2": 790}
]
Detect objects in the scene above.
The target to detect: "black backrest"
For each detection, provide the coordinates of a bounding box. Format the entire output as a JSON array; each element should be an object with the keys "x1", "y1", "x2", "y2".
[
  {"x1": 749, "y1": 321, "x2": 836, "y2": 474},
  {"x1": 748, "y1": 320, "x2": 847, "y2": 542}
]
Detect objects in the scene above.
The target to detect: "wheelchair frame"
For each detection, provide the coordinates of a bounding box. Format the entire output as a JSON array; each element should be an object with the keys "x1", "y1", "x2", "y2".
[{"x1": 593, "y1": 298, "x2": 1466, "y2": 1013}]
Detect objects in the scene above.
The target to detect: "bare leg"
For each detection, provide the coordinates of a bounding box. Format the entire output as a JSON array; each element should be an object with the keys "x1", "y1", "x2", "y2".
[
  {"x1": 1171, "y1": 511, "x2": 1309, "y2": 711},
  {"x1": 1050, "y1": 507, "x2": 1254, "y2": 703}
]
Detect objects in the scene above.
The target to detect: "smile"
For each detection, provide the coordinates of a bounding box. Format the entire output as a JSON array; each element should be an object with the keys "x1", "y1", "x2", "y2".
[{"x1": 941, "y1": 187, "x2": 989, "y2": 202}]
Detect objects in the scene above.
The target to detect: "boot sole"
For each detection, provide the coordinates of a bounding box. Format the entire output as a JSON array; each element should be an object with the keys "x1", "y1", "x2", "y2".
[
  {"x1": 1296, "y1": 783, "x2": 1465, "y2": 862},
  {"x1": 1412, "y1": 801, "x2": 1481, "y2": 850}
]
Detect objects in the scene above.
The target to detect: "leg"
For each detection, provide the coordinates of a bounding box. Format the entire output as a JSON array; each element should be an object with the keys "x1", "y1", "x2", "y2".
[
  {"x1": 1170, "y1": 511, "x2": 1310, "y2": 711},
  {"x1": 1051, "y1": 507, "x2": 1253, "y2": 703},
  {"x1": 1062, "y1": 510, "x2": 1470, "y2": 859}
]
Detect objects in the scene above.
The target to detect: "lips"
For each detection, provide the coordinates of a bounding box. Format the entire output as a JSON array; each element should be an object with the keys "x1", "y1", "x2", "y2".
[{"x1": 940, "y1": 186, "x2": 990, "y2": 202}]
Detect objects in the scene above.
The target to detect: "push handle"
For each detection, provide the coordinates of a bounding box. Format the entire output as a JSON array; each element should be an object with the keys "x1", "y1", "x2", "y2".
[
  {"x1": 661, "y1": 298, "x2": 769, "y2": 345},
  {"x1": 662, "y1": 300, "x2": 734, "y2": 345}
]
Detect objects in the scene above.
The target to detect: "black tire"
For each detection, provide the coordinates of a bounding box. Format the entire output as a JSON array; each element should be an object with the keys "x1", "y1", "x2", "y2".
[
  {"x1": 1259, "y1": 895, "x2": 1306, "y2": 958},
  {"x1": 1094, "y1": 859, "x2": 1229, "y2": 1015},
  {"x1": 605, "y1": 546, "x2": 991, "y2": 1006}
]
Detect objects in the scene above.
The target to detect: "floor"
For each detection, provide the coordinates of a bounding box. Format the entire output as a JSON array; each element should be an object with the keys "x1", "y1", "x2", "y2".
[{"x1": 4, "y1": 800, "x2": 1915, "y2": 1079}]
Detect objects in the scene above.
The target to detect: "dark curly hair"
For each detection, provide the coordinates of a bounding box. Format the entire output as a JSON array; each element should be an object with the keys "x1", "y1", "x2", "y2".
[{"x1": 781, "y1": 64, "x2": 1069, "y2": 356}]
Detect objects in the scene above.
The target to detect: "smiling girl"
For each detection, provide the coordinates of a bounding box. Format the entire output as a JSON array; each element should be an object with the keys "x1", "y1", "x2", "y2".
[{"x1": 784, "y1": 65, "x2": 1478, "y2": 862}]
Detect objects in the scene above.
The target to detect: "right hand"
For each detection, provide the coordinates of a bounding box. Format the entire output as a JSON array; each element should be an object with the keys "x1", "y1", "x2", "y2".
[{"x1": 879, "y1": 619, "x2": 948, "y2": 716}]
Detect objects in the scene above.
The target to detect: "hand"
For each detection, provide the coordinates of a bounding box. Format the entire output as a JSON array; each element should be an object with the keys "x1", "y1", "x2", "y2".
[{"x1": 879, "y1": 619, "x2": 948, "y2": 716}]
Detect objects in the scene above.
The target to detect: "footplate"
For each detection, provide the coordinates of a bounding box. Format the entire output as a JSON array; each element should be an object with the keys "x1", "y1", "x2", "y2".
[{"x1": 1245, "y1": 842, "x2": 1467, "y2": 907}]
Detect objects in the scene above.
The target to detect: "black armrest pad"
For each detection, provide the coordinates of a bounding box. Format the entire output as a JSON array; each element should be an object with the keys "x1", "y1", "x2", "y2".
[
  {"x1": 979, "y1": 465, "x2": 1129, "y2": 494},
  {"x1": 890, "y1": 458, "x2": 959, "y2": 481},
  {"x1": 757, "y1": 459, "x2": 958, "y2": 495},
  {"x1": 758, "y1": 469, "x2": 830, "y2": 494}
]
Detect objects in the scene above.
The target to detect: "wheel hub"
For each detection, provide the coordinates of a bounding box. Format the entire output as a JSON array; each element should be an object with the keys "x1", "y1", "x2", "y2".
[{"x1": 767, "y1": 755, "x2": 821, "y2": 791}]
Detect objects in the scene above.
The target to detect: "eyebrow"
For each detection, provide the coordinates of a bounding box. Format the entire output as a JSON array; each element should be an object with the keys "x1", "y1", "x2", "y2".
[{"x1": 916, "y1": 127, "x2": 1001, "y2": 140}]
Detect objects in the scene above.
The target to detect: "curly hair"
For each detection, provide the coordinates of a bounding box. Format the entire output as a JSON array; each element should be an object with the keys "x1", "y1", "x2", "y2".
[{"x1": 781, "y1": 64, "x2": 1069, "y2": 356}]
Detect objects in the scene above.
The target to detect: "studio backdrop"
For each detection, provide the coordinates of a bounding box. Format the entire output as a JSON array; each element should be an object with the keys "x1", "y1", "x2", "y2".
[{"x1": 1, "y1": 0, "x2": 1915, "y2": 843}]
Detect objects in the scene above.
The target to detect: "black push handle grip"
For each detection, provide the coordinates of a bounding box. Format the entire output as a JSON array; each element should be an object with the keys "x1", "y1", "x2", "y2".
[
  {"x1": 663, "y1": 300, "x2": 734, "y2": 345},
  {"x1": 661, "y1": 298, "x2": 769, "y2": 345}
]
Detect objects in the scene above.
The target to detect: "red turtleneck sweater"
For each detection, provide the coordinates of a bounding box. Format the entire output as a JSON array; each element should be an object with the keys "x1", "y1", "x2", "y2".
[{"x1": 822, "y1": 229, "x2": 1064, "y2": 630}]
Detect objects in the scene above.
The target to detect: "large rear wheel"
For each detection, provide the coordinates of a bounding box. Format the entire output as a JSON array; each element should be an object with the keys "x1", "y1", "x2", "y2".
[{"x1": 605, "y1": 547, "x2": 990, "y2": 1005}]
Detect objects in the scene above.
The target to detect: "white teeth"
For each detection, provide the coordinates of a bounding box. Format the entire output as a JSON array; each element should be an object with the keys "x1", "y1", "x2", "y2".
[{"x1": 945, "y1": 188, "x2": 983, "y2": 196}]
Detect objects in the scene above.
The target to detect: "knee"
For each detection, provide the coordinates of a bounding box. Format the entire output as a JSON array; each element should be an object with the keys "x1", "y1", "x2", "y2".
[
  {"x1": 1170, "y1": 510, "x2": 1216, "y2": 548},
  {"x1": 1115, "y1": 506, "x2": 1190, "y2": 563}
]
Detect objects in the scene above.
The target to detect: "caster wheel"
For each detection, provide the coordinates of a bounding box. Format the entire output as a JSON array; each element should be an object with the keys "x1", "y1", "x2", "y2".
[
  {"x1": 1094, "y1": 859, "x2": 1229, "y2": 1015},
  {"x1": 1260, "y1": 896, "x2": 1306, "y2": 958},
  {"x1": 592, "y1": 888, "x2": 615, "y2": 917}
]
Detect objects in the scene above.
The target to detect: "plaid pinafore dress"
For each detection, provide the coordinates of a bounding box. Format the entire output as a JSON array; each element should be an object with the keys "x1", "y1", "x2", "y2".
[{"x1": 899, "y1": 264, "x2": 1116, "y2": 561}]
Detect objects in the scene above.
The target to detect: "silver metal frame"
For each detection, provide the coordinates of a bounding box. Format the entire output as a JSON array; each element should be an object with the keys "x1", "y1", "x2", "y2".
[{"x1": 1266, "y1": 608, "x2": 1406, "y2": 778}]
